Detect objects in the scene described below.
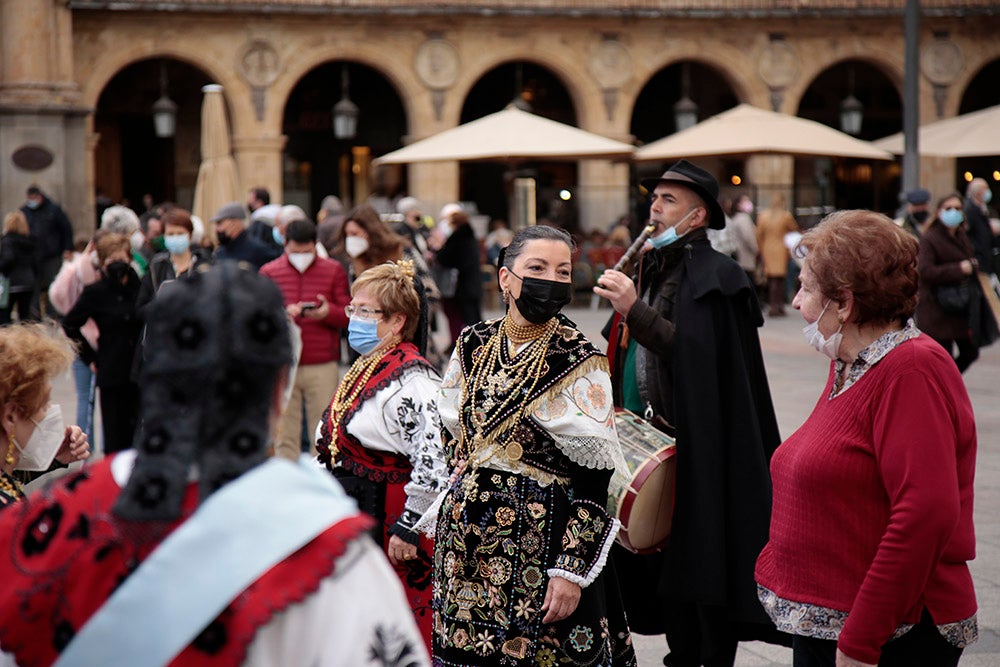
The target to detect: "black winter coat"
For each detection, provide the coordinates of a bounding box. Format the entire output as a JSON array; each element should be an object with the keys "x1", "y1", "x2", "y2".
[
  {"x1": 0, "y1": 233, "x2": 38, "y2": 291},
  {"x1": 612, "y1": 233, "x2": 781, "y2": 637}
]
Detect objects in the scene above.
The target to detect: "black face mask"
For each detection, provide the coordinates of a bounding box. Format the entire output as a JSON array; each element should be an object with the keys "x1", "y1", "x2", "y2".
[
  {"x1": 912, "y1": 210, "x2": 930, "y2": 224},
  {"x1": 509, "y1": 272, "x2": 572, "y2": 324},
  {"x1": 216, "y1": 230, "x2": 232, "y2": 245},
  {"x1": 104, "y1": 260, "x2": 131, "y2": 284}
]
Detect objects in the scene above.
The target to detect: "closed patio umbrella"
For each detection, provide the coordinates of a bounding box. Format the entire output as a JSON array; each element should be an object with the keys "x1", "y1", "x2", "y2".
[
  {"x1": 634, "y1": 103, "x2": 894, "y2": 162},
  {"x1": 192, "y1": 84, "x2": 241, "y2": 235}
]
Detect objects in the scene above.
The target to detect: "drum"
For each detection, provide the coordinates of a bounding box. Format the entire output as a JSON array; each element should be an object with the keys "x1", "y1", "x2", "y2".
[{"x1": 608, "y1": 408, "x2": 676, "y2": 554}]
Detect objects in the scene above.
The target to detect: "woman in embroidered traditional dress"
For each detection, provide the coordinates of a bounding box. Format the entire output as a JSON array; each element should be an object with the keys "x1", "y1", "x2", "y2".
[
  {"x1": 430, "y1": 225, "x2": 636, "y2": 666},
  {"x1": 317, "y1": 260, "x2": 448, "y2": 651},
  {"x1": 755, "y1": 211, "x2": 978, "y2": 667},
  {"x1": 0, "y1": 324, "x2": 90, "y2": 508}
]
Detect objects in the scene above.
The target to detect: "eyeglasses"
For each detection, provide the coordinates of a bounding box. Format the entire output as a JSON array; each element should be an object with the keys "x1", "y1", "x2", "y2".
[{"x1": 345, "y1": 305, "x2": 384, "y2": 319}]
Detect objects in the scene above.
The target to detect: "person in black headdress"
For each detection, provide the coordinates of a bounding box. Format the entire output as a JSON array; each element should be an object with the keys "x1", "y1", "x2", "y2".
[
  {"x1": 0, "y1": 262, "x2": 428, "y2": 666},
  {"x1": 317, "y1": 259, "x2": 448, "y2": 653}
]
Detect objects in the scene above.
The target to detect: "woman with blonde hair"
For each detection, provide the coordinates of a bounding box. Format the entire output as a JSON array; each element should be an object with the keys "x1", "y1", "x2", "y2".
[
  {"x1": 0, "y1": 210, "x2": 38, "y2": 324},
  {"x1": 0, "y1": 324, "x2": 90, "y2": 507},
  {"x1": 316, "y1": 260, "x2": 447, "y2": 651}
]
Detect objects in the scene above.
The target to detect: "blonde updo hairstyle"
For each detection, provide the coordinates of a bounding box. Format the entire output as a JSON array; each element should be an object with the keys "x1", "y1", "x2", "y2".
[
  {"x1": 351, "y1": 261, "x2": 420, "y2": 342},
  {"x1": 0, "y1": 324, "x2": 73, "y2": 424}
]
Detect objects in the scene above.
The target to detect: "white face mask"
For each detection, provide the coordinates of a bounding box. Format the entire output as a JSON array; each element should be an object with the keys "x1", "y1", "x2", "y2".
[
  {"x1": 802, "y1": 300, "x2": 844, "y2": 361},
  {"x1": 130, "y1": 230, "x2": 145, "y2": 252},
  {"x1": 345, "y1": 236, "x2": 370, "y2": 259},
  {"x1": 13, "y1": 404, "x2": 65, "y2": 472},
  {"x1": 288, "y1": 252, "x2": 315, "y2": 273},
  {"x1": 439, "y1": 221, "x2": 453, "y2": 239}
]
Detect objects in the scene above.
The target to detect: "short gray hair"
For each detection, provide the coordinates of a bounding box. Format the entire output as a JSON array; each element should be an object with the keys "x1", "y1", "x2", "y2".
[{"x1": 100, "y1": 205, "x2": 140, "y2": 235}]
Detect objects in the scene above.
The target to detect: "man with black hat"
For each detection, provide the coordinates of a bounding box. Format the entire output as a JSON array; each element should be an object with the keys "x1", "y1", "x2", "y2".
[
  {"x1": 894, "y1": 188, "x2": 932, "y2": 239},
  {"x1": 0, "y1": 263, "x2": 428, "y2": 666},
  {"x1": 212, "y1": 201, "x2": 280, "y2": 270},
  {"x1": 595, "y1": 159, "x2": 783, "y2": 666}
]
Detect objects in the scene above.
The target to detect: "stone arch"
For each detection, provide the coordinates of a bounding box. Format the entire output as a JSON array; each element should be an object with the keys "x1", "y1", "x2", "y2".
[
  {"x1": 952, "y1": 51, "x2": 1000, "y2": 118},
  {"x1": 629, "y1": 53, "x2": 754, "y2": 118},
  {"x1": 81, "y1": 46, "x2": 239, "y2": 124},
  {"x1": 273, "y1": 46, "x2": 419, "y2": 137},
  {"x1": 783, "y1": 50, "x2": 903, "y2": 118},
  {"x1": 453, "y1": 50, "x2": 592, "y2": 130}
]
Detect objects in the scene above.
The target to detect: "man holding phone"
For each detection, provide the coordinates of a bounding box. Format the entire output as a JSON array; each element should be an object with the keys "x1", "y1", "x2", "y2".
[{"x1": 260, "y1": 219, "x2": 351, "y2": 460}]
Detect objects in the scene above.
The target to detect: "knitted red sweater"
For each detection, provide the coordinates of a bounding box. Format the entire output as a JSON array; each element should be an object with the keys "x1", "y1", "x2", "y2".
[
  {"x1": 755, "y1": 335, "x2": 977, "y2": 664},
  {"x1": 260, "y1": 255, "x2": 350, "y2": 365}
]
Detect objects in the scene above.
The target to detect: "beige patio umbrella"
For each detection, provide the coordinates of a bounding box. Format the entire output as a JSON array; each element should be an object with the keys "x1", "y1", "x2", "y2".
[
  {"x1": 872, "y1": 104, "x2": 1000, "y2": 157},
  {"x1": 192, "y1": 84, "x2": 241, "y2": 235},
  {"x1": 634, "y1": 103, "x2": 894, "y2": 161},
  {"x1": 373, "y1": 105, "x2": 634, "y2": 164}
]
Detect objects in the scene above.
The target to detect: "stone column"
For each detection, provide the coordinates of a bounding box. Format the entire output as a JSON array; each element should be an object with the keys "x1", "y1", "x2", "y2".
[
  {"x1": 0, "y1": 1, "x2": 89, "y2": 239},
  {"x1": 408, "y1": 162, "x2": 460, "y2": 222},
  {"x1": 232, "y1": 135, "x2": 287, "y2": 205}
]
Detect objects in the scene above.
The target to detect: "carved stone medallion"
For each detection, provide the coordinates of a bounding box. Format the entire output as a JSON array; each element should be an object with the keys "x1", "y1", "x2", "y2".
[
  {"x1": 921, "y1": 38, "x2": 963, "y2": 86},
  {"x1": 237, "y1": 39, "x2": 281, "y2": 88},
  {"x1": 414, "y1": 39, "x2": 459, "y2": 90},
  {"x1": 757, "y1": 40, "x2": 798, "y2": 89},
  {"x1": 589, "y1": 38, "x2": 632, "y2": 89}
]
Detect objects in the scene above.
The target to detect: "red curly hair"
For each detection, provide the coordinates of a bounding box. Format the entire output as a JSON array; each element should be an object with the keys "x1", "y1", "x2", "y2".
[
  {"x1": 0, "y1": 324, "x2": 73, "y2": 424},
  {"x1": 797, "y1": 210, "x2": 918, "y2": 326}
]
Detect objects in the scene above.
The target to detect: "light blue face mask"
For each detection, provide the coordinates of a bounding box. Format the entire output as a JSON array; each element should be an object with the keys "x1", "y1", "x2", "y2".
[
  {"x1": 272, "y1": 227, "x2": 284, "y2": 245},
  {"x1": 649, "y1": 209, "x2": 697, "y2": 249},
  {"x1": 164, "y1": 233, "x2": 190, "y2": 255},
  {"x1": 940, "y1": 207, "x2": 964, "y2": 228},
  {"x1": 347, "y1": 316, "x2": 382, "y2": 355},
  {"x1": 984, "y1": 189, "x2": 993, "y2": 205}
]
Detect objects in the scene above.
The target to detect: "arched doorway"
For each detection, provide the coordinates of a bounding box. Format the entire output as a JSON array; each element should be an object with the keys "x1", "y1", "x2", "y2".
[
  {"x1": 94, "y1": 58, "x2": 212, "y2": 213},
  {"x1": 460, "y1": 62, "x2": 578, "y2": 232},
  {"x1": 798, "y1": 59, "x2": 902, "y2": 215},
  {"x1": 956, "y1": 58, "x2": 1000, "y2": 194},
  {"x1": 282, "y1": 61, "x2": 406, "y2": 217},
  {"x1": 630, "y1": 61, "x2": 738, "y2": 223}
]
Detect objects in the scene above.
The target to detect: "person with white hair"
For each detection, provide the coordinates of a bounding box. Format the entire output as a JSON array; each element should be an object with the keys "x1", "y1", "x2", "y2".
[
  {"x1": 273, "y1": 205, "x2": 329, "y2": 258},
  {"x1": 393, "y1": 196, "x2": 429, "y2": 256},
  {"x1": 248, "y1": 203, "x2": 283, "y2": 253},
  {"x1": 100, "y1": 205, "x2": 147, "y2": 276}
]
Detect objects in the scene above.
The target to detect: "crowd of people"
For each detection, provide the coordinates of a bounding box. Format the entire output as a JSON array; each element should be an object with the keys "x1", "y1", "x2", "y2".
[{"x1": 0, "y1": 164, "x2": 994, "y2": 667}]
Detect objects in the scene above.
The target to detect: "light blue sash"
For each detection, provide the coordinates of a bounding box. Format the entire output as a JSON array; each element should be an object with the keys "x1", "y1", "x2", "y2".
[{"x1": 55, "y1": 456, "x2": 358, "y2": 667}]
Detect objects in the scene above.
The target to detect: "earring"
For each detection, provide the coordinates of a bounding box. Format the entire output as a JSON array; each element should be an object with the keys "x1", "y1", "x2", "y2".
[
  {"x1": 5, "y1": 434, "x2": 16, "y2": 467},
  {"x1": 502, "y1": 288, "x2": 510, "y2": 305}
]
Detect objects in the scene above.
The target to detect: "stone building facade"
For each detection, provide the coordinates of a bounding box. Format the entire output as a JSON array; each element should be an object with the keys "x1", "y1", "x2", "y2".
[{"x1": 1, "y1": 0, "x2": 997, "y2": 237}]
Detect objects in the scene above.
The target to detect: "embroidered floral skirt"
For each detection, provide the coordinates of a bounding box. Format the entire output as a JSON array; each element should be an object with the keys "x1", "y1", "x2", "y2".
[{"x1": 432, "y1": 467, "x2": 636, "y2": 666}]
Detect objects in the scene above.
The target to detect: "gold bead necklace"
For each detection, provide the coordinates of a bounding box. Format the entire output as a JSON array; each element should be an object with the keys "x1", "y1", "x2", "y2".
[
  {"x1": 458, "y1": 317, "x2": 556, "y2": 460},
  {"x1": 326, "y1": 336, "x2": 401, "y2": 458},
  {"x1": 0, "y1": 471, "x2": 23, "y2": 502}
]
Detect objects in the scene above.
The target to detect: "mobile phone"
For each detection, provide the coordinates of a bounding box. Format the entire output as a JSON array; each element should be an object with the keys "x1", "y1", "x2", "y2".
[{"x1": 300, "y1": 302, "x2": 319, "y2": 312}]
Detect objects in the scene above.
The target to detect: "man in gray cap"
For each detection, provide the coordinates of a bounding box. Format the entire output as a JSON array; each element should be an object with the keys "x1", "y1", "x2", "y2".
[
  {"x1": 0, "y1": 263, "x2": 428, "y2": 666},
  {"x1": 212, "y1": 201, "x2": 280, "y2": 270},
  {"x1": 894, "y1": 188, "x2": 931, "y2": 239},
  {"x1": 595, "y1": 159, "x2": 784, "y2": 666}
]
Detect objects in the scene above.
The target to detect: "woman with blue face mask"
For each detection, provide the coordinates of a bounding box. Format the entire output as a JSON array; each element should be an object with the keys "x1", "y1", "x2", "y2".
[
  {"x1": 136, "y1": 208, "x2": 213, "y2": 312},
  {"x1": 915, "y1": 192, "x2": 992, "y2": 373},
  {"x1": 315, "y1": 260, "x2": 447, "y2": 653}
]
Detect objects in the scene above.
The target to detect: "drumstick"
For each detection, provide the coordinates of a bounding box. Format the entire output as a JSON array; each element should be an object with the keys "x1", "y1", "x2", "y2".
[{"x1": 612, "y1": 222, "x2": 657, "y2": 272}]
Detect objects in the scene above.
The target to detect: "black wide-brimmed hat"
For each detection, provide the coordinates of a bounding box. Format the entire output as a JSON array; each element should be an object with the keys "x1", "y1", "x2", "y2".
[{"x1": 640, "y1": 159, "x2": 726, "y2": 230}]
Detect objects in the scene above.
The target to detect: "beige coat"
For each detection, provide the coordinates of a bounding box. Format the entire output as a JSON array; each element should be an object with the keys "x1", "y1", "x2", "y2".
[{"x1": 756, "y1": 207, "x2": 798, "y2": 277}]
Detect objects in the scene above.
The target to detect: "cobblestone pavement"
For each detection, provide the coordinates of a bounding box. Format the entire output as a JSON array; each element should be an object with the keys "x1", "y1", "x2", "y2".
[{"x1": 46, "y1": 302, "x2": 1000, "y2": 666}]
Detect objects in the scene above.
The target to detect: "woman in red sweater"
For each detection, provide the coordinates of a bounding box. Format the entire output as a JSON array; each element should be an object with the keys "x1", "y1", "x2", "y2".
[{"x1": 755, "y1": 210, "x2": 978, "y2": 667}]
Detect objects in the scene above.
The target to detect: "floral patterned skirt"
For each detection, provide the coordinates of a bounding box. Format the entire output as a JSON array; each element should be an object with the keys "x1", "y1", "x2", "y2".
[{"x1": 432, "y1": 467, "x2": 636, "y2": 666}]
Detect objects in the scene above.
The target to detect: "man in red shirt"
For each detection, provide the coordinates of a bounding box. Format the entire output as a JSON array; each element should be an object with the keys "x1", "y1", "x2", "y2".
[{"x1": 261, "y1": 219, "x2": 351, "y2": 460}]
